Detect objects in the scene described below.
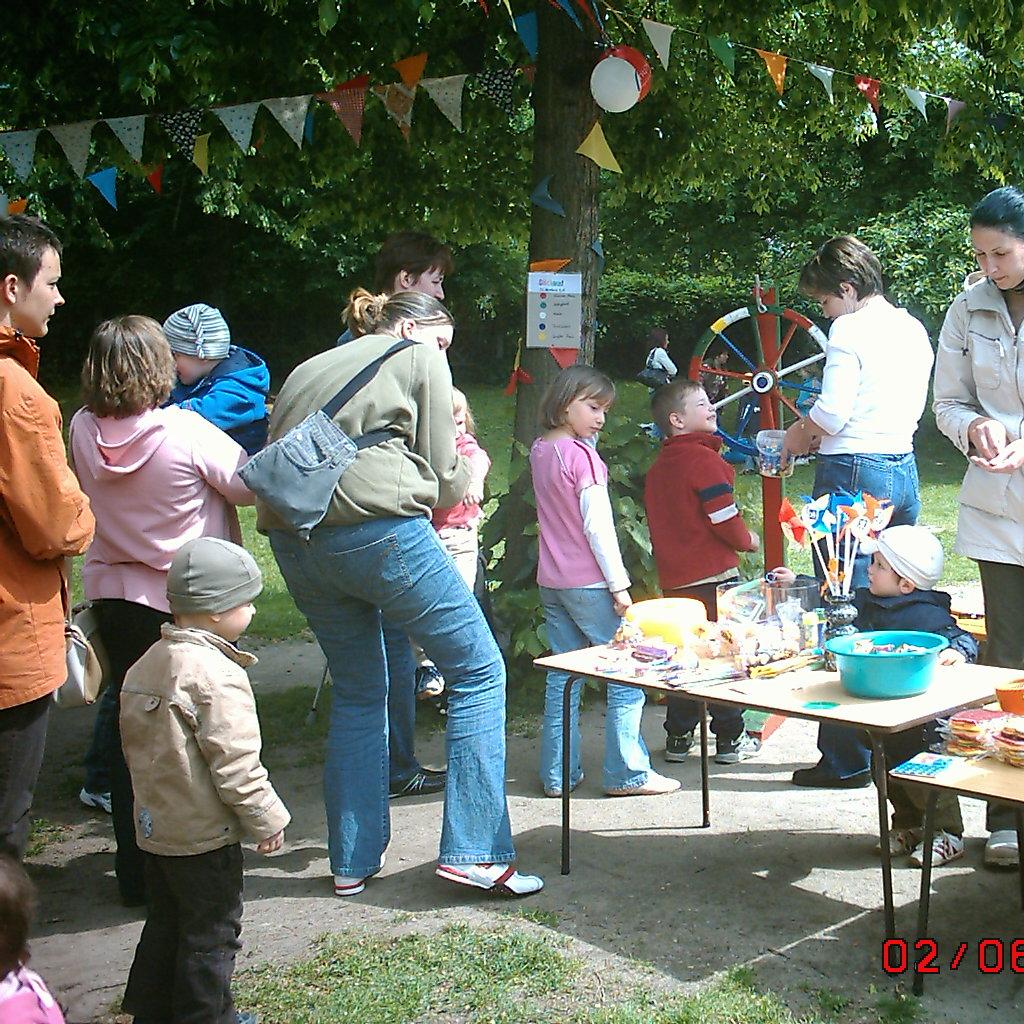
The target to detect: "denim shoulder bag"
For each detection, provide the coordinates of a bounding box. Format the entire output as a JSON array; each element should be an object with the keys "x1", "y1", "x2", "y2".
[{"x1": 240, "y1": 338, "x2": 415, "y2": 538}]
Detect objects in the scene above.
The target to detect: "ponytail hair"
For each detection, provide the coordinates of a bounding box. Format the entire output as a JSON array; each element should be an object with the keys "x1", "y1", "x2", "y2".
[{"x1": 344, "y1": 287, "x2": 454, "y2": 338}]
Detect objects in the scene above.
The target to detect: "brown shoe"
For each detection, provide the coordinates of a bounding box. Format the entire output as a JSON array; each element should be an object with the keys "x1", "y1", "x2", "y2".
[{"x1": 606, "y1": 772, "x2": 681, "y2": 797}]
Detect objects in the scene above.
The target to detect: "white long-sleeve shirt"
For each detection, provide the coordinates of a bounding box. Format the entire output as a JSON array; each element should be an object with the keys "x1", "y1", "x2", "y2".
[
  {"x1": 808, "y1": 296, "x2": 933, "y2": 455},
  {"x1": 646, "y1": 347, "x2": 678, "y2": 378}
]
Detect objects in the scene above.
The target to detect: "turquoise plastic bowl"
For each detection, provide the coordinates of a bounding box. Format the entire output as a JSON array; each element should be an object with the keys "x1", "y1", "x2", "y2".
[{"x1": 824, "y1": 630, "x2": 950, "y2": 699}]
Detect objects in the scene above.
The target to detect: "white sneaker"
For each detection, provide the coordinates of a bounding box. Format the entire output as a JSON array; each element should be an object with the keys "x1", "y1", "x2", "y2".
[
  {"x1": 79, "y1": 788, "x2": 112, "y2": 814},
  {"x1": 334, "y1": 851, "x2": 386, "y2": 897},
  {"x1": 910, "y1": 830, "x2": 965, "y2": 867},
  {"x1": 985, "y1": 829, "x2": 1020, "y2": 868},
  {"x1": 605, "y1": 772, "x2": 681, "y2": 797},
  {"x1": 436, "y1": 862, "x2": 544, "y2": 896}
]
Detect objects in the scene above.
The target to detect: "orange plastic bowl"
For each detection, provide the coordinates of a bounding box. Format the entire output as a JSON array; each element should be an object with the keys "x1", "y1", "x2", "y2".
[{"x1": 996, "y1": 680, "x2": 1024, "y2": 715}]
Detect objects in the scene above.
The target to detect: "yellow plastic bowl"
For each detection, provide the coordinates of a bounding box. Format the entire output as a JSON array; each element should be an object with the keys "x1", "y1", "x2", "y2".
[{"x1": 625, "y1": 598, "x2": 708, "y2": 646}]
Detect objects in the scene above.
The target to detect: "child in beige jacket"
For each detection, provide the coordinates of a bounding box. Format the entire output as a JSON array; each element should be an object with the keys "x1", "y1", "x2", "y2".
[{"x1": 119, "y1": 537, "x2": 289, "y2": 1024}]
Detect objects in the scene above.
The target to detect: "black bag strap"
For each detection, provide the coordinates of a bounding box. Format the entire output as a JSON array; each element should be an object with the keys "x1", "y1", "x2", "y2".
[{"x1": 322, "y1": 338, "x2": 417, "y2": 420}]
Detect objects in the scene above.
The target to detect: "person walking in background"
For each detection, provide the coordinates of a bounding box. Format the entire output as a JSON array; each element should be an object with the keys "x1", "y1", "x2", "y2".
[
  {"x1": 782, "y1": 235, "x2": 933, "y2": 790},
  {"x1": 0, "y1": 215, "x2": 94, "y2": 860}
]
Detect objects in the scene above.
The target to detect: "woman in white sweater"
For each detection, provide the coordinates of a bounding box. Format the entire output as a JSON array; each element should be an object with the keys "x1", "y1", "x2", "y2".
[{"x1": 782, "y1": 236, "x2": 934, "y2": 788}]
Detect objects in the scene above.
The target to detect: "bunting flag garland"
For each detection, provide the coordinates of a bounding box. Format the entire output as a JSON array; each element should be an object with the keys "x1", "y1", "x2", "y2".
[
  {"x1": 642, "y1": 18, "x2": 674, "y2": 71},
  {"x1": 193, "y1": 133, "x2": 211, "y2": 174},
  {"x1": 48, "y1": 120, "x2": 96, "y2": 179},
  {"x1": 86, "y1": 167, "x2": 117, "y2": 209},
  {"x1": 158, "y1": 109, "x2": 204, "y2": 159},
  {"x1": 393, "y1": 53, "x2": 428, "y2": 89},
  {"x1": 146, "y1": 164, "x2": 163, "y2": 194},
  {"x1": 755, "y1": 49, "x2": 787, "y2": 95},
  {"x1": 371, "y1": 84, "x2": 416, "y2": 140},
  {"x1": 854, "y1": 75, "x2": 881, "y2": 113},
  {"x1": 213, "y1": 102, "x2": 260, "y2": 152},
  {"x1": 576, "y1": 121, "x2": 621, "y2": 173},
  {"x1": 421, "y1": 75, "x2": 468, "y2": 131},
  {"x1": 317, "y1": 75, "x2": 370, "y2": 145},
  {"x1": 945, "y1": 98, "x2": 966, "y2": 134},
  {"x1": 475, "y1": 67, "x2": 517, "y2": 117},
  {"x1": 530, "y1": 175, "x2": 566, "y2": 216},
  {"x1": 513, "y1": 11, "x2": 539, "y2": 59},
  {"x1": 105, "y1": 115, "x2": 146, "y2": 162},
  {"x1": 552, "y1": 0, "x2": 583, "y2": 32},
  {"x1": 904, "y1": 86, "x2": 928, "y2": 120},
  {"x1": 707, "y1": 34, "x2": 735, "y2": 74},
  {"x1": 807, "y1": 64, "x2": 835, "y2": 103},
  {"x1": 263, "y1": 95, "x2": 312, "y2": 147},
  {"x1": 0, "y1": 130, "x2": 40, "y2": 182}
]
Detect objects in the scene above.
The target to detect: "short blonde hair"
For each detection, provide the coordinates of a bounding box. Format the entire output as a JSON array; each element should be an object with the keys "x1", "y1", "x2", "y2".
[
  {"x1": 80, "y1": 316, "x2": 177, "y2": 417},
  {"x1": 452, "y1": 387, "x2": 476, "y2": 435},
  {"x1": 538, "y1": 366, "x2": 616, "y2": 431}
]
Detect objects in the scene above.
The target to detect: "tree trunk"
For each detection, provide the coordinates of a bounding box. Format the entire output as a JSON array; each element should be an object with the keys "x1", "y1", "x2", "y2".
[{"x1": 497, "y1": 7, "x2": 601, "y2": 586}]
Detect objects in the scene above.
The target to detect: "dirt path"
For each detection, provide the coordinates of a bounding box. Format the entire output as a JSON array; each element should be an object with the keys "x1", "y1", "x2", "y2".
[{"x1": 26, "y1": 636, "x2": 1024, "y2": 1023}]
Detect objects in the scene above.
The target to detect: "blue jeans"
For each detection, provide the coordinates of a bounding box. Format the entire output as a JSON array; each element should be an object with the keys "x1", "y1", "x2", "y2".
[
  {"x1": 381, "y1": 621, "x2": 420, "y2": 787},
  {"x1": 270, "y1": 517, "x2": 514, "y2": 877},
  {"x1": 539, "y1": 587, "x2": 652, "y2": 793},
  {"x1": 812, "y1": 451, "x2": 921, "y2": 778},
  {"x1": 83, "y1": 682, "x2": 118, "y2": 793}
]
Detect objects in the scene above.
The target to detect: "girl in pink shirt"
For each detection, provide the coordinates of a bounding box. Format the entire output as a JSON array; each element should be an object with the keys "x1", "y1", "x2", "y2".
[
  {"x1": 530, "y1": 367, "x2": 679, "y2": 799},
  {"x1": 0, "y1": 856, "x2": 65, "y2": 1024},
  {"x1": 415, "y1": 389, "x2": 491, "y2": 699}
]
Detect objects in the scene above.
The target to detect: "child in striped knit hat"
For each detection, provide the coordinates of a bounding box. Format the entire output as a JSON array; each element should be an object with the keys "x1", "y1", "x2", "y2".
[{"x1": 163, "y1": 303, "x2": 270, "y2": 454}]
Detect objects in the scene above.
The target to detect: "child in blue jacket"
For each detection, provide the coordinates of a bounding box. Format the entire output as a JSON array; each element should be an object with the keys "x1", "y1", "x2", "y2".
[{"x1": 163, "y1": 303, "x2": 269, "y2": 454}]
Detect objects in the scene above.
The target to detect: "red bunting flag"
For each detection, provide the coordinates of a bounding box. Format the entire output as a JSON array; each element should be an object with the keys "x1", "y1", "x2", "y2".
[
  {"x1": 755, "y1": 49, "x2": 787, "y2": 95},
  {"x1": 550, "y1": 348, "x2": 579, "y2": 369},
  {"x1": 503, "y1": 366, "x2": 534, "y2": 395},
  {"x1": 317, "y1": 74, "x2": 370, "y2": 146},
  {"x1": 854, "y1": 75, "x2": 881, "y2": 113},
  {"x1": 146, "y1": 164, "x2": 163, "y2": 194}
]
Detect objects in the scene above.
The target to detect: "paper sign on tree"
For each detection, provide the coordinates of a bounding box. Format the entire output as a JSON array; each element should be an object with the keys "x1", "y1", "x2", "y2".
[{"x1": 526, "y1": 272, "x2": 582, "y2": 350}]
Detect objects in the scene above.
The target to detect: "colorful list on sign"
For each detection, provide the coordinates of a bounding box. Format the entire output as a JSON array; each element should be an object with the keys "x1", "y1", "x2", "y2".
[{"x1": 526, "y1": 272, "x2": 583, "y2": 348}]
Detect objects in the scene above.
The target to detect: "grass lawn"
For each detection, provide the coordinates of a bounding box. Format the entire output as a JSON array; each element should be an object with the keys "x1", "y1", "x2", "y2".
[
  {"x1": 243, "y1": 380, "x2": 980, "y2": 639},
  {"x1": 234, "y1": 919, "x2": 918, "y2": 1024}
]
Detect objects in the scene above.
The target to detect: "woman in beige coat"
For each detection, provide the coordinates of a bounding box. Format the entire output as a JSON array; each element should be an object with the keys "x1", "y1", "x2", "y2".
[{"x1": 933, "y1": 184, "x2": 1024, "y2": 869}]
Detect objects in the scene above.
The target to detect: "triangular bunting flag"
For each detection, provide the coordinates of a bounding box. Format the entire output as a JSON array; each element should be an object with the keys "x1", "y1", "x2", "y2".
[
  {"x1": 146, "y1": 164, "x2": 163, "y2": 194},
  {"x1": 371, "y1": 84, "x2": 416, "y2": 141},
  {"x1": 591, "y1": 237, "x2": 605, "y2": 277},
  {"x1": 48, "y1": 121, "x2": 96, "y2": 179},
  {"x1": 317, "y1": 75, "x2": 370, "y2": 146},
  {"x1": 0, "y1": 130, "x2": 40, "y2": 182},
  {"x1": 576, "y1": 122, "x2": 621, "y2": 173},
  {"x1": 807, "y1": 64, "x2": 834, "y2": 103},
  {"x1": 263, "y1": 95, "x2": 312, "y2": 147},
  {"x1": 475, "y1": 67, "x2": 517, "y2": 117},
  {"x1": 854, "y1": 75, "x2": 881, "y2": 114},
  {"x1": 193, "y1": 133, "x2": 210, "y2": 174},
  {"x1": 8, "y1": 198, "x2": 27, "y2": 215},
  {"x1": 422, "y1": 75, "x2": 468, "y2": 131},
  {"x1": 213, "y1": 102, "x2": 259, "y2": 152},
  {"x1": 755, "y1": 49, "x2": 787, "y2": 95},
  {"x1": 707, "y1": 35, "x2": 735, "y2": 75},
  {"x1": 553, "y1": 0, "x2": 583, "y2": 31},
  {"x1": 158, "y1": 109, "x2": 204, "y2": 159},
  {"x1": 529, "y1": 258, "x2": 572, "y2": 272},
  {"x1": 530, "y1": 175, "x2": 565, "y2": 217},
  {"x1": 550, "y1": 347, "x2": 579, "y2": 368},
  {"x1": 642, "y1": 18, "x2": 674, "y2": 71},
  {"x1": 105, "y1": 115, "x2": 146, "y2": 162},
  {"x1": 393, "y1": 53, "x2": 428, "y2": 89},
  {"x1": 513, "y1": 12, "x2": 538, "y2": 59},
  {"x1": 903, "y1": 87, "x2": 928, "y2": 121},
  {"x1": 945, "y1": 98, "x2": 966, "y2": 134},
  {"x1": 304, "y1": 108, "x2": 315, "y2": 144},
  {"x1": 86, "y1": 167, "x2": 117, "y2": 209}
]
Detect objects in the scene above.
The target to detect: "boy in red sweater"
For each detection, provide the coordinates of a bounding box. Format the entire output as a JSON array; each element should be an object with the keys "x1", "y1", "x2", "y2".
[{"x1": 644, "y1": 380, "x2": 762, "y2": 764}]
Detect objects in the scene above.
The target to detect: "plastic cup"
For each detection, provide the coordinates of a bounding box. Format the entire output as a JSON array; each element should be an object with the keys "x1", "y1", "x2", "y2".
[{"x1": 755, "y1": 429, "x2": 793, "y2": 478}]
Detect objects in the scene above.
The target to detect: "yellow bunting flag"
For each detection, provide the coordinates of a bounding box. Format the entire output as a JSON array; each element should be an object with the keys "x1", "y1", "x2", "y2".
[
  {"x1": 755, "y1": 49, "x2": 787, "y2": 95},
  {"x1": 392, "y1": 52, "x2": 428, "y2": 89},
  {"x1": 575, "y1": 122, "x2": 621, "y2": 173},
  {"x1": 193, "y1": 133, "x2": 210, "y2": 174}
]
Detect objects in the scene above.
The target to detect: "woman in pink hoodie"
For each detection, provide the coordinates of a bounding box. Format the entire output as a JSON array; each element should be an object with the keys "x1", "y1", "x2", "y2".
[{"x1": 69, "y1": 315, "x2": 253, "y2": 906}]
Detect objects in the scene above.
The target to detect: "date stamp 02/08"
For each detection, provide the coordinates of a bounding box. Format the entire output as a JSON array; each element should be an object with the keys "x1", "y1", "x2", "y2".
[{"x1": 883, "y1": 938, "x2": 1024, "y2": 975}]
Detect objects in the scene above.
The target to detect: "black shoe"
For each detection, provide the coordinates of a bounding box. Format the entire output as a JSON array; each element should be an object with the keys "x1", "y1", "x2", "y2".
[
  {"x1": 389, "y1": 769, "x2": 447, "y2": 799},
  {"x1": 791, "y1": 764, "x2": 871, "y2": 789},
  {"x1": 664, "y1": 732, "x2": 694, "y2": 762}
]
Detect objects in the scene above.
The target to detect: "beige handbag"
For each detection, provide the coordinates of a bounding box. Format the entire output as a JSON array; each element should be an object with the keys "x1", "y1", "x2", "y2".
[{"x1": 55, "y1": 584, "x2": 106, "y2": 708}]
